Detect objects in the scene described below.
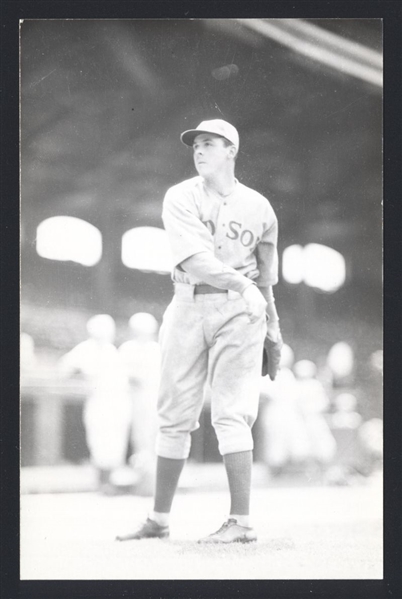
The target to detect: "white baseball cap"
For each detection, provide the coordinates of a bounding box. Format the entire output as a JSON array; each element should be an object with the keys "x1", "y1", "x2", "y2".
[
  {"x1": 129, "y1": 312, "x2": 158, "y2": 336},
  {"x1": 86, "y1": 314, "x2": 115, "y2": 340},
  {"x1": 180, "y1": 119, "x2": 239, "y2": 151}
]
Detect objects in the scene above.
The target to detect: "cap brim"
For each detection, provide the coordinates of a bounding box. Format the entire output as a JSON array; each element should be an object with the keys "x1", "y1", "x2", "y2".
[{"x1": 180, "y1": 129, "x2": 217, "y2": 147}]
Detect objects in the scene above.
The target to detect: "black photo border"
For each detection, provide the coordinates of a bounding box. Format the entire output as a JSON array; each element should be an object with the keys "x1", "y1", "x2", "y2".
[{"x1": 1, "y1": 1, "x2": 401, "y2": 598}]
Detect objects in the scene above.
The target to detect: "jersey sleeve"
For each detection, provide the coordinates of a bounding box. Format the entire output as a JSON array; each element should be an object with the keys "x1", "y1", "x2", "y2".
[
  {"x1": 162, "y1": 185, "x2": 214, "y2": 268},
  {"x1": 255, "y1": 206, "x2": 279, "y2": 287},
  {"x1": 58, "y1": 342, "x2": 87, "y2": 376}
]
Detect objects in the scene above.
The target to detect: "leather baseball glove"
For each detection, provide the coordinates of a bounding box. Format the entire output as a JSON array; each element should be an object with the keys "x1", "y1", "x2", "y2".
[{"x1": 262, "y1": 333, "x2": 283, "y2": 380}]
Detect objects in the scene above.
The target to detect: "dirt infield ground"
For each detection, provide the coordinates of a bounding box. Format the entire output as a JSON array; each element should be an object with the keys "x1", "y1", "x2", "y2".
[{"x1": 20, "y1": 472, "x2": 382, "y2": 580}]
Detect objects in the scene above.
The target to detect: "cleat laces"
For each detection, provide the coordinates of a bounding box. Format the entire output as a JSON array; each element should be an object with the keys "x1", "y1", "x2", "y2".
[{"x1": 213, "y1": 518, "x2": 237, "y2": 535}]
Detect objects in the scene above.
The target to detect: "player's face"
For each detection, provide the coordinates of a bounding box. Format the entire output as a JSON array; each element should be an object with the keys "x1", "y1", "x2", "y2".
[{"x1": 193, "y1": 134, "x2": 233, "y2": 176}]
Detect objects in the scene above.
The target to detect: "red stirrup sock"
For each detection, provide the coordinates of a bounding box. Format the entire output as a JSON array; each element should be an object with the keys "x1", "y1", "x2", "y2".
[
  {"x1": 223, "y1": 450, "x2": 253, "y2": 518},
  {"x1": 153, "y1": 456, "x2": 186, "y2": 514}
]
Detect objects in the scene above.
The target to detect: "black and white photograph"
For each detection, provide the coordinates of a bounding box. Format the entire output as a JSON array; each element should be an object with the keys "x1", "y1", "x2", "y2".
[{"x1": 19, "y1": 16, "x2": 385, "y2": 584}]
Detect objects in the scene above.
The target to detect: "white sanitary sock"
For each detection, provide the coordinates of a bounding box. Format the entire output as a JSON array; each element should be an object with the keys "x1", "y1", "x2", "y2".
[
  {"x1": 150, "y1": 511, "x2": 170, "y2": 526},
  {"x1": 230, "y1": 514, "x2": 251, "y2": 528}
]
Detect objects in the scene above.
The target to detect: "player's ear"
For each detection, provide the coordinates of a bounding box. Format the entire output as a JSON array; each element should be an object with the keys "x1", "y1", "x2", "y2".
[{"x1": 228, "y1": 145, "x2": 237, "y2": 159}]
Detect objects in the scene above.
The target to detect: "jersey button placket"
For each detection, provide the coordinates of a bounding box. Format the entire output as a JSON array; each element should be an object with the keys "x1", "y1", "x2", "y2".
[
  {"x1": 216, "y1": 199, "x2": 225, "y2": 251},
  {"x1": 219, "y1": 219, "x2": 227, "y2": 250},
  {"x1": 220, "y1": 201, "x2": 228, "y2": 248}
]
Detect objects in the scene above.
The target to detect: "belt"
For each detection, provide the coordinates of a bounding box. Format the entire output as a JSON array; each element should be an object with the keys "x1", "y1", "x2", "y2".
[{"x1": 194, "y1": 284, "x2": 227, "y2": 295}]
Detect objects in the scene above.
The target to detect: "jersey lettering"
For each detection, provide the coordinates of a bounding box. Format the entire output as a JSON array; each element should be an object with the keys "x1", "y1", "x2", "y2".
[
  {"x1": 227, "y1": 221, "x2": 256, "y2": 247},
  {"x1": 240, "y1": 230, "x2": 254, "y2": 247},
  {"x1": 226, "y1": 221, "x2": 241, "y2": 240}
]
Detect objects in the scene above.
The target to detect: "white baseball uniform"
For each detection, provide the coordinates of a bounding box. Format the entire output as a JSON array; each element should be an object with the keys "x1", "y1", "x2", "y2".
[
  {"x1": 118, "y1": 338, "x2": 160, "y2": 460},
  {"x1": 156, "y1": 175, "x2": 278, "y2": 459},
  {"x1": 60, "y1": 338, "x2": 132, "y2": 470}
]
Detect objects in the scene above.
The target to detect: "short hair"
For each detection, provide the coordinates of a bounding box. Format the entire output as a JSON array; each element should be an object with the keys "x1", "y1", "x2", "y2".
[{"x1": 221, "y1": 137, "x2": 238, "y2": 159}]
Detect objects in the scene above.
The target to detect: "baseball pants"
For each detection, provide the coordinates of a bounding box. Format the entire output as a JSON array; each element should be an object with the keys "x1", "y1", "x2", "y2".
[{"x1": 156, "y1": 283, "x2": 267, "y2": 459}]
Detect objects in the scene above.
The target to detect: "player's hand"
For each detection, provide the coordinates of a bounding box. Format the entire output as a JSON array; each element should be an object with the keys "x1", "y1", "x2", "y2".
[
  {"x1": 242, "y1": 284, "x2": 267, "y2": 323},
  {"x1": 266, "y1": 319, "x2": 281, "y2": 343}
]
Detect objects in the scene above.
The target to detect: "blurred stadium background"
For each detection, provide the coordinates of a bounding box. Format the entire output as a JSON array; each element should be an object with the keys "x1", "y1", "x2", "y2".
[{"x1": 20, "y1": 19, "x2": 382, "y2": 487}]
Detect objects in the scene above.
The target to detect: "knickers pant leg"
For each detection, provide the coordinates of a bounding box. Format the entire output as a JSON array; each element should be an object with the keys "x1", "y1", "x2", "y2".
[
  {"x1": 156, "y1": 296, "x2": 209, "y2": 459},
  {"x1": 207, "y1": 298, "x2": 266, "y2": 456}
]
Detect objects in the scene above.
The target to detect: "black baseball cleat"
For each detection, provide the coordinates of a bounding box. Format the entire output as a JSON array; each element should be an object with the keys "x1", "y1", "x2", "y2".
[
  {"x1": 115, "y1": 518, "x2": 169, "y2": 541},
  {"x1": 198, "y1": 518, "x2": 257, "y2": 544}
]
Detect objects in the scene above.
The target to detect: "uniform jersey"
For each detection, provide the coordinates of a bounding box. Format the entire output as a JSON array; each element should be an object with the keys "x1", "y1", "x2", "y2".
[
  {"x1": 60, "y1": 338, "x2": 132, "y2": 470},
  {"x1": 162, "y1": 176, "x2": 278, "y2": 289},
  {"x1": 60, "y1": 338, "x2": 129, "y2": 398}
]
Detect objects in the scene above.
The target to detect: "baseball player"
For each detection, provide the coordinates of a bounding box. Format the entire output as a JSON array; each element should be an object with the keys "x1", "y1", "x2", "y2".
[
  {"x1": 118, "y1": 312, "x2": 161, "y2": 495},
  {"x1": 293, "y1": 360, "x2": 337, "y2": 472},
  {"x1": 260, "y1": 344, "x2": 311, "y2": 476},
  {"x1": 116, "y1": 119, "x2": 282, "y2": 543},
  {"x1": 58, "y1": 314, "x2": 132, "y2": 493}
]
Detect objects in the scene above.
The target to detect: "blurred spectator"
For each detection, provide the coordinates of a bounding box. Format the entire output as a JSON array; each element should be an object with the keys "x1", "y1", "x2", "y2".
[
  {"x1": 293, "y1": 359, "x2": 337, "y2": 478},
  {"x1": 325, "y1": 393, "x2": 364, "y2": 485},
  {"x1": 117, "y1": 312, "x2": 161, "y2": 496},
  {"x1": 365, "y1": 349, "x2": 383, "y2": 419},
  {"x1": 326, "y1": 341, "x2": 354, "y2": 388},
  {"x1": 58, "y1": 314, "x2": 131, "y2": 494},
  {"x1": 331, "y1": 392, "x2": 362, "y2": 429},
  {"x1": 20, "y1": 332, "x2": 37, "y2": 373},
  {"x1": 358, "y1": 417, "x2": 383, "y2": 474},
  {"x1": 370, "y1": 349, "x2": 383, "y2": 374},
  {"x1": 259, "y1": 345, "x2": 310, "y2": 477}
]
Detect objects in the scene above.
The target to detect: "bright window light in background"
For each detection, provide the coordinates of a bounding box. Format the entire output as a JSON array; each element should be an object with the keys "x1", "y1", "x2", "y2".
[
  {"x1": 122, "y1": 226, "x2": 173, "y2": 274},
  {"x1": 303, "y1": 243, "x2": 346, "y2": 292},
  {"x1": 36, "y1": 216, "x2": 102, "y2": 266},
  {"x1": 282, "y1": 245, "x2": 304, "y2": 284},
  {"x1": 282, "y1": 243, "x2": 346, "y2": 292}
]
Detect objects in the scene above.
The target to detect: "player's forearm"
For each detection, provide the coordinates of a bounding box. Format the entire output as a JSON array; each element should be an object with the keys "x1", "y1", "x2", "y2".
[
  {"x1": 258, "y1": 286, "x2": 280, "y2": 322},
  {"x1": 180, "y1": 251, "x2": 254, "y2": 294}
]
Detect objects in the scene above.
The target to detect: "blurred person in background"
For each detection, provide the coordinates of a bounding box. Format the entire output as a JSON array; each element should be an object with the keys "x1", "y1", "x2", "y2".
[
  {"x1": 369, "y1": 349, "x2": 383, "y2": 376},
  {"x1": 357, "y1": 349, "x2": 383, "y2": 475},
  {"x1": 326, "y1": 341, "x2": 355, "y2": 389},
  {"x1": 58, "y1": 314, "x2": 131, "y2": 494},
  {"x1": 365, "y1": 349, "x2": 383, "y2": 419},
  {"x1": 117, "y1": 312, "x2": 161, "y2": 496},
  {"x1": 325, "y1": 393, "x2": 364, "y2": 485},
  {"x1": 331, "y1": 392, "x2": 362, "y2": 429},
  {"x1": 358, "y1": 417, "x2": 383, "y2": 476},
  {"x1": 20, "y1": 332, "x2": 37, "y2": 374},
  {"x1": 293, "y1": 359, "x2": 337, "y2": 480},
  {"x1": 259, "y1": 344, "x2": 310, "y2": 478}
]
